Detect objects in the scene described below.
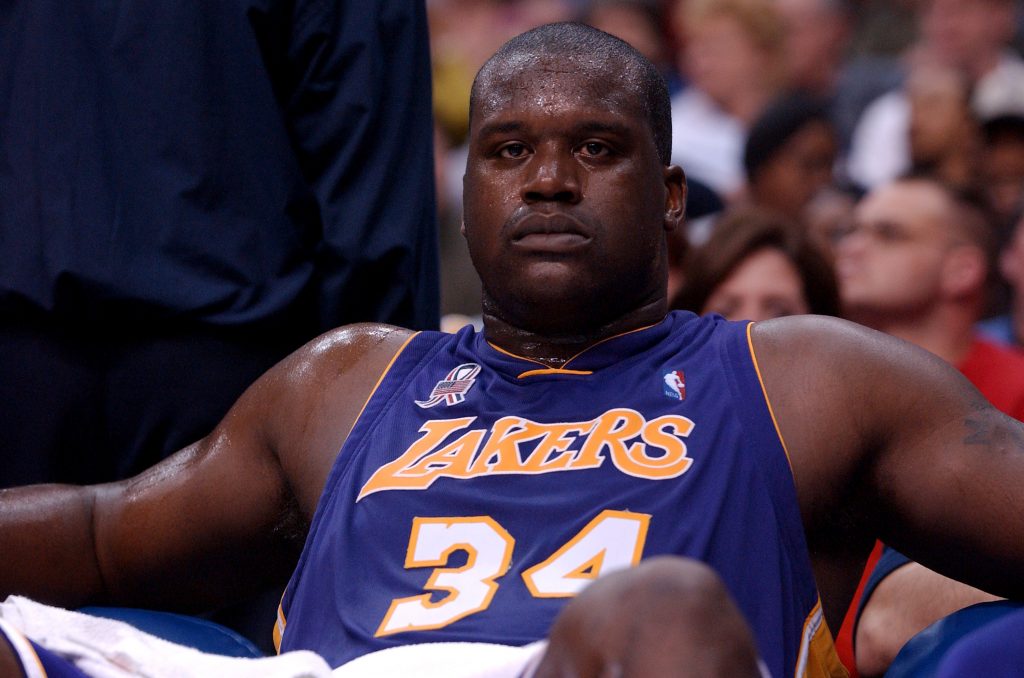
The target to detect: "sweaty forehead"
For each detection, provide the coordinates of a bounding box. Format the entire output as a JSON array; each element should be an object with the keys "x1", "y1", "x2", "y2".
[{"x1": 473, "y1": 56, "x2": 645, "y2": 124}]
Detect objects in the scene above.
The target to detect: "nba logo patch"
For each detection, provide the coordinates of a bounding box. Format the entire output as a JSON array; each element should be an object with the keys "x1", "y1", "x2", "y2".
[
  {"x1": 663, "y1": 370, "x2": 686, "y2": 400},
  {"x1": 416, "y1": 363, "x2": 482, "y2": 408}
]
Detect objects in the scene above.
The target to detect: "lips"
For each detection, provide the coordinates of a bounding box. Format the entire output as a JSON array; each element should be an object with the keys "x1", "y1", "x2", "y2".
[{"x1": 509, "y1": 212, "x2": 592, "y2": 252}]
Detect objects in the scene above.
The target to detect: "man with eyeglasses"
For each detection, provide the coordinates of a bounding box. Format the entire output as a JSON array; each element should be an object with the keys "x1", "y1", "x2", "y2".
[{"x1": 835, "y1": 175, "x2": 1024, "y2": 676}]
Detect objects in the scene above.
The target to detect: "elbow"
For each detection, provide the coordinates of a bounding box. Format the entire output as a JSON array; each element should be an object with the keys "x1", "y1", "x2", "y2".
[{"x1": 855, "y1": 601, "x2": 907, "y2": 677}]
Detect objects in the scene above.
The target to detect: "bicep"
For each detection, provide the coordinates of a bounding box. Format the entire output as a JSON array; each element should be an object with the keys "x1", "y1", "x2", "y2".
[
  {"x1": 872, "y1": 394, "x2": 1024, "y2": 597},
  {"x1": 755, "y1": 316, "x2": 1024, "y2": 607},
  {"x1": 94, "y1": 382, "x2": 303, "y2": 611}
]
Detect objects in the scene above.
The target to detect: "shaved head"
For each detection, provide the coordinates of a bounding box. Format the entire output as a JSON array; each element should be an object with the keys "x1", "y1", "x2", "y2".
[{"x1": 469, "y1": 22, "x2": 672, "y2": 164}]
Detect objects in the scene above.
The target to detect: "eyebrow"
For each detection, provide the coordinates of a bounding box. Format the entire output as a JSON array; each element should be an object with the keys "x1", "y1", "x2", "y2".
[
  {"x1": 574, "y1": 121, "x2": 633, "y2": 137},
  {"x1": 476, "y1": 121, "x2": 526, "y2": 138}
]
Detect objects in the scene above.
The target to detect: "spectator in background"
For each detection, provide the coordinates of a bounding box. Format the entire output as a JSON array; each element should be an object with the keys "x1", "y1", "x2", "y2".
[
  {"x1": 672, "y1": 207, "x2": 840, "y2": 321},
  {"x1": 774, "y1": 0, "x2": 852, "y2": 98},
  {"x1": 669, "y1": 0, "x2": 788, "y2": 198},
  {"x1": 979, "y1": 211, "x2": 1024, "y2": 347},
  {"x1": 773, "y1": 0, "x2": 913, "y2": 182},
  {"x1": 584, "y1": 0, "x2": 683, "y2": 95},
  {"x1": 834, "y1": 176, "x2": 1024, "y2": 677},
  {"x1": 980, "y1": 114, "x2": 1024, "y2": 230},
  {"x1": 742, "y1": 93, "x2": 840, "y2": 223},
  {"x1": 906, "y1": 63, "x2": 982, "y2": 192},
  {"x1": 847, "y1": 0, "x2": 1024, "y2": 190}
]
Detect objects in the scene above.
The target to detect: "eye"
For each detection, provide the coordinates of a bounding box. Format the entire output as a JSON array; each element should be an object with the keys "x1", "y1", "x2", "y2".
[
  {"x1": 579, "y1": 141, "x2": 611, "y2": 158},
  {"x1": 874, "y1": 222, "x2": 905, "y2": 242},
  {"x1": 498, "y1": 142, "x2": 529, "y2": 159}
]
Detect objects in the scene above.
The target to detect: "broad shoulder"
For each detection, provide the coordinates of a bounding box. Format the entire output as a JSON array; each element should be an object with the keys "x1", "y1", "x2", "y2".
[
  {"x1": 260, "y1": 323, "x2": 416, "y2": 516},
  {"x1": 749, "y1": 314, "x2": 961, "y2": 400},
  {"x1": 748, "y1": 314, "x2": 977, "y2": 518}
]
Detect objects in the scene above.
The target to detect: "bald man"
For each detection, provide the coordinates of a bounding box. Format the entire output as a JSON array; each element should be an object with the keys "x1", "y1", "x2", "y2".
[{"x1": 3, "y1": 23, "x2": 1024, "y2": 678}]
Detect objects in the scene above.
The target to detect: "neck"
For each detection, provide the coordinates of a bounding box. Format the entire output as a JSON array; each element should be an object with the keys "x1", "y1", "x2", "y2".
[{"x1": 481, "y1": 298, "x2": 668, "y2": 368}]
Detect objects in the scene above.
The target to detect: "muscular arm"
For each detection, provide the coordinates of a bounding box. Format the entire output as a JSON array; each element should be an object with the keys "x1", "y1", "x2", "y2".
[
  {"x1": 752, "y1": 316, "x2": 1024, "y2": 631},
  {"x1": 0, "y1": 323, "x2": 412, "y2": 612}
]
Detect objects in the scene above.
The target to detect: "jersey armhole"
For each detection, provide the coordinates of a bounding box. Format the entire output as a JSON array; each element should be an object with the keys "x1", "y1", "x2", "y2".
[
  {"x1": 744, "y1": 321, "x2": 795, "y2": 475},
  {"x1": 278, "y1": 330, "x2": 425, "y2": 645}
]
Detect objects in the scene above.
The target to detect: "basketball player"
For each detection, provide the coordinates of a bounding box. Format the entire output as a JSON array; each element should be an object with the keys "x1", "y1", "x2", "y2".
[{"x1": 2, "y1": 22, "x2": 1024, "y2": 677}]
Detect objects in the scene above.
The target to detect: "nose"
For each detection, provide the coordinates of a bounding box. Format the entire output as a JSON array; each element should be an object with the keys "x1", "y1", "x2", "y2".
[
  {"x1": 521, "y1": 147, "x2": 581, "y2": 204},
  {"x1": 834, "y1": 226, "x2": 868, "y2": 268}
]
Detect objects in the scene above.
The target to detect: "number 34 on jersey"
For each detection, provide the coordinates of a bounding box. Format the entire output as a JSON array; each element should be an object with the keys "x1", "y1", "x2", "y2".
[{"x1": 376, "y1": 509, "x2": 650, "y2": 636}]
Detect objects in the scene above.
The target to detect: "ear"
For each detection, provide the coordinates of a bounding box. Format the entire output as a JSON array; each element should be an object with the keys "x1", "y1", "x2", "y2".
[
  {"x1": 941, "y1": 245, "x2": 987, "y2": 299},
  {"x1": 663, "y1": 165, "x2": 687, "y2": 232},
  {"x1": 460, "y1": 218, "x2": 467, "y2": 238}
]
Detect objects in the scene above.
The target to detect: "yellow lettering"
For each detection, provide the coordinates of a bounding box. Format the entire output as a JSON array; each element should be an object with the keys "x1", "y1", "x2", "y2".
[
  {"x1": 575, "y1": 409, "x2": 644, "y2": 467},
  {"x1": 359, "y1": 410, "x2": 698, "y2": 496},
  {"x1": 468, "y1": 417, "x2": 535, "y2": 474},
  {"x1": 519, "y1": 422, "x2": 595, "y2": 471},
  {"x1": 404, "y1": 430, "x2": 486, "y2": 478},
  {"x1": 612, "y1": 415, "x2": 694, "y2": 479},
  {"x1": 358, "y1": 417, "x2": 477, "y2": 500}
]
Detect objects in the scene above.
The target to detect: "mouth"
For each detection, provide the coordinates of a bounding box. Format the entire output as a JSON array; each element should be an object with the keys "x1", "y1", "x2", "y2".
[{"x1": 510, "y1": 213, "x2": 592, "y2": 252}]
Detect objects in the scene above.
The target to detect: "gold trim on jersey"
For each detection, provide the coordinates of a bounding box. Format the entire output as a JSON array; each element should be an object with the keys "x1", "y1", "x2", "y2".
[
  {"x1": 272, "y1": 331, "x2": 420, "y2": 654},
  {"x1": 487, "y1": 321, "x2": 659, "y2": 378},
  {"x1": 516, "y1": 367, "x2": 593, "y2": 378},
  {"x1": 795, "y1": 599, "x2": 849, "y2": 678},
  {"x1": 353, "y1": 331, "x2": 420, "y2": 427},
  {"x1": 273, "y1": 599, "x2": 285, "y2": 654},
  {"x1": 746, "y1": 321, "x2": 793, "y2": 471}
]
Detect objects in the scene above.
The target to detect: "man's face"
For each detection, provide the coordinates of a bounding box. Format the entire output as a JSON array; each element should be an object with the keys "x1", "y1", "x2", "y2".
[
  {"x1": 907, "y1": 66, "x2": 971, "y2": 165},
  {"x1": 775, "y1": 0, "x2": 849, "y2": 91},
  {"x1": 685, "y1": 15, "x2": 770, "y2": 106},
  {"x1": 834, "y1": 182, "x2": 954, "y2": 320},
  {"x1": 921, "y1": 0, "x2": 1013, "y2": 67},
  {"x1": 751, "y1": 119, "x2": 837, "y2": 219},
  {"x1": 462, "y1": 58, "x2": 682, "y2": 334},
  {"x1": 983, "y1": 135, "x2": 1024, "y2": 222}
]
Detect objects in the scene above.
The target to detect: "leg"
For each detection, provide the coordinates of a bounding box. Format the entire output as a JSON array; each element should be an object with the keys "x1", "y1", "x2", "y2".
[{"x1": 534, "y1": 556, "x2": 763, "y2": 678}]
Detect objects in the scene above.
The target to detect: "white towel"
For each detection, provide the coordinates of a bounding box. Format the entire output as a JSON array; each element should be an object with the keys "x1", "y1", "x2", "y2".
[
  {"x1": 0, "y1": 596, "x2": 546, "y2": 677},
  {"x1": 0, "y1": 595, "x2": 331, "y2": 678},
  {"x1": 330, "y1": 640, "x2": 546, "y2": 677}
]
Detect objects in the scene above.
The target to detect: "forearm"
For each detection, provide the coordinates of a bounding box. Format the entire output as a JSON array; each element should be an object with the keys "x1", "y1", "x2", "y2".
[
  {"x1": 855, "y1": 563, "x2": 1000, "y2": 676},
  {"x1": 0, "y1": 484, "x2": 107, "y2": 607}
]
